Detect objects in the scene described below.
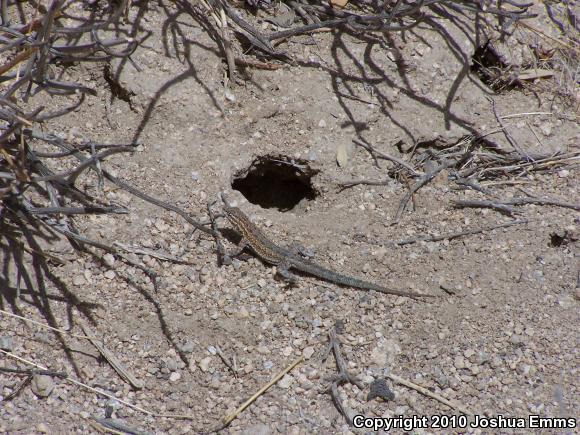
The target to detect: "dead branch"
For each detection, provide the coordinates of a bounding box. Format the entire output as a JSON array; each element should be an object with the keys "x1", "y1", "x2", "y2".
[
  {"x1": 392, "y1": 219, "x2": 528, "y2": 245},
  {"x1": 323, "y1": 321, "x2": 363, "y2": 426}
]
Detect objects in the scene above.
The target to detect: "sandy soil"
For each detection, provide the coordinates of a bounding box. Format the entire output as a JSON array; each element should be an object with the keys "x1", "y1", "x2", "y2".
[{"x1": 1, "y1": 1, "x2": 578, "y2": 434}]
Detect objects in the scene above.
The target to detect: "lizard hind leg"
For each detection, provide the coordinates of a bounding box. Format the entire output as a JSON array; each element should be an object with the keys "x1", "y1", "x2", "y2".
[{"x1": 276, "y1": 261, "x2": 298, "y2": 285}]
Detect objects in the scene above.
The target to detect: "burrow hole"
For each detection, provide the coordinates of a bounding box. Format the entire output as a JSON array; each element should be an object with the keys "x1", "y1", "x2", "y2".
[
  {"x1": 231, "y1": 155, "x2": 319, "y2": 212},
  {"x1": 471, "y1": 40, "x2": 517, "y2": 93}
]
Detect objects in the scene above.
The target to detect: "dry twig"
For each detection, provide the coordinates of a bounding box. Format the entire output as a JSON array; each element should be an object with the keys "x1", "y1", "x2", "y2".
[
  {"x1": 206, "y1": 356, "x2": 303, "y2": 433},
  {"x1": 323, "y1": 321, "x2": 363, "y2": 425}
]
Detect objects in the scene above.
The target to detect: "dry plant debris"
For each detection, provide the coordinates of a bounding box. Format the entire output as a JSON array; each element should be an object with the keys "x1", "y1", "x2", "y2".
[{"x1": 1, "y1": 0, "x2": 579, "y2": 433}]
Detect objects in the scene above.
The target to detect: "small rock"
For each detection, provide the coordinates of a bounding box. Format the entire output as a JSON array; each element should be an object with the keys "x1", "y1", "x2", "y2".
[
  {"x1": 165, "y1": 358, "x2": 179, "y2": 371},
  {"x1": 426, "y1": 347, "x2": 438, "y2": 359},
  {"x1": 199, "y1": 357, "x2": 212, "y2": 372},
  {"x1": 454, "y1": 356, "x2": 466, "y2": 370},
  {"x1": 104, "y1": 270, "x2": 116, "y2": 280},
  {"x1": 510, "y1": 334, "x2": 525, "y2": 346},
  {"x1": 155, "y1": 219, "x2": 168, "y2": 232},
  {"x1": 491, "y1": 356, "x2": 503, "y2": 368},
  {"x1": 0, "y1": 336, "x2": 14, "y2": 351},
  {"x1": 169, "y1": 371, "x2": 181, "y2": 382},
  {"x1": 31, "y1": 375, "x2": 54, "y2": 398},
  {"x1": 72, "y1": 275, "x2": 85, "y2": 286},
  {"x1": 318, "y1": 119, "x2": 327, "y2": 128},
  {"x1": 185, "y1": 268, "x2": 198, "y2": 283},
  {"x1": 224, "y1": 88, "x2": 236, "y2": 102},
  {"x1": 102, "y1": 253, "x2": 115, "y2": 267},
  {"x1": 367, "y1": 378, "x2": 395, "y2": 402},
  {"x1": 180, "y1": 341, "x2": 195, "y2": 354},
  {"x1": 36, "y1": 423, "x2": 49, "y2": 433},
  {"x1": 557, "y1": 169, "x2": 570, "y2": 178},
  {"x1": 539, "y1": 122, "x2": 552, "y2": 136},
  {"x1": 370, "y1": 346, "x2": 387, "y2": 366},
  {"x1": 278, "y1": 375, "x2": 294, "y2": 389},
  {"x1": 263, "y1": 360, "x2": 274, "y2": 370},
  {"x1": 302, "y1": 346, "x2": 315, "y2": 359}
]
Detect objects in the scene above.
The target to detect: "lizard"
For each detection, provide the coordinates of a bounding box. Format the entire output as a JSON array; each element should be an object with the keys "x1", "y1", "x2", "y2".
[{"x1": 219, "y1": 194, "x2": 435, "y2": 299}]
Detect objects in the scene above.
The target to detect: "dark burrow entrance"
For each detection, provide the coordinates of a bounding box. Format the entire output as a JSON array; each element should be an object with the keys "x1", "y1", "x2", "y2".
[
  {"x1": 471, "y1": 40, "x2": 515, "y2": 92},
  {"x1": 231, "y1": 155, "x2": 319, "y2": 211}
]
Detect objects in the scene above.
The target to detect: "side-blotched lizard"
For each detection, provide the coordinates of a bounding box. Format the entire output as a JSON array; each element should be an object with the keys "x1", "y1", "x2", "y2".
[{"x1": 221, "y1": 195, "x2": 434, "y2": 299}]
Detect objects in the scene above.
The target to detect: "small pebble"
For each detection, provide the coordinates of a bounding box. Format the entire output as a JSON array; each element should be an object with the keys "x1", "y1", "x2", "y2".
[
  {"x1": 31, "y1": 375, "x2": 54, "y2": 398},
  {"x1": 104, "y1": 270, "x2": 116, "y2": 280},
  {"x1": 72, "y1": 275, "x2": 85, "y2": 286},
  {"x1": 102, "y1": 253, "x2": 115, "y2": 267},
  {"x1": 199, "y1": 357, "x2": 212, "y2": 372},
  {"x1": 370, "y1": 346, "x2": 387, "y2": 366},
  {"x1": 278, "y1": 375, "x2": 294, "y2": 389},
  {"x1": 224, "y1": 88, "x2": 236, "y2": 102},
  {"x1": 302, "y1": 346, "x2": 315, "y2": 359},
  {"x1": 557, "y1": 169, "x2": 570, "y2": 178},
  {"x1": 169, "y1": 371, "x2": 181, "y2": 382},
  {"x1": 454, "y1": 356, "x2": 466, "y2": 370},
  {"x1": 367, "y1": 378, "x2": 395, "y2": 402},
  {"x1": 180, "y1": 341, "x2": 195, "y2": 354},
  {"x1": 0, "y1": 336, "x2": 14, "y2": 351}
]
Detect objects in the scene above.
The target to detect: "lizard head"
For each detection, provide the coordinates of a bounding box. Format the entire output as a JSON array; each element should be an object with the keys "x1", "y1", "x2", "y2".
[{"x1": 220, "y1": 193, "x2": 245, "y2": 226}]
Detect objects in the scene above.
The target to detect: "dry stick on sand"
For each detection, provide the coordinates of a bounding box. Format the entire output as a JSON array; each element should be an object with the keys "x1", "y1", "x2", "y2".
[
  {"x1": 324, "y1": 322, "x2": 364, "y2": 425},
  {"x1": 80, "y1": 324, "x2": 144, "y2": 390},
  {"x1": 488, "y1": 97, "x2": 533, "y2": 161},
  {"x1": 392, "y1": 136, "x2": 479, "y2": 224},
  {"x1": 451, "y1": 199, "x2": 519, "y2": 215},
  {"x1": 0, "y1": 349, "x2": 200, "y2": 421},
  {"x1": 25, "y1": 130, "x2": 215, "y2": 237},
  {"x1": 353, "y1": 138, "x2": 422, "y2": 176},
  {"x1": 206, "y1": 356, "x2": 304, "y2": 433},
  {"x1": 0, "y1": 310, "x2": 143, "y2": 389},
  {"x1": 453, "y1": 196, "x2": 580, "y2": 214},
  {"x1": 90, "y1": 417, "x2": 152, "y2": 435},
  {"x1": 385, "y1": 372, "x2": 473, "y2": 416},
  {"x1": 324, "y1": 323, "x2": 473, "y2": 420},
  {"x1": 0, "y1": 309, "x2": 90, "y2": 341},
  {"x1": 393, "y1": 159, "x2": 457, "y2": 224},
  {"x1": 338, "y1": 178, "x2": 391, "y2": 188},
  {"x1": 392, "y1": 219, "x2": 528, "y2": 246},
  {"x1": 1, "y1": 373, "x2": 33, "y2": 401}
]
